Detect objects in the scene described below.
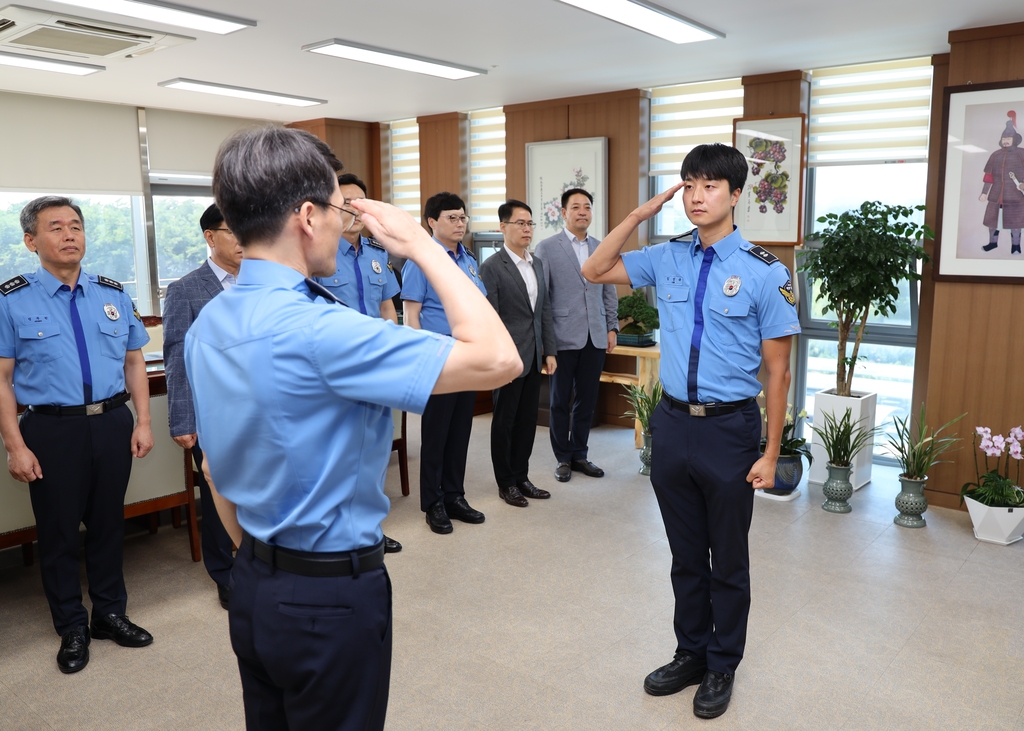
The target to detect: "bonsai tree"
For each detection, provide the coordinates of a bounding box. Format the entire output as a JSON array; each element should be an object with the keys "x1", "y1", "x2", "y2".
[
  {"x1": 617, "y1": 290, "x2": 659, "y2": 335},
  {"x1": 885, "y1": 406, "x2": 963, "y2": 480},
  {"x1": 799, "y1": 201, "x2": 931, "y2": 397}
]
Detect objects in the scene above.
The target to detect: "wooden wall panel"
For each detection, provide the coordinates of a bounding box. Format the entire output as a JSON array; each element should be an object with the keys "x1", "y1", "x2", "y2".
[
  {"x1": 504, "y1": 106, "x2": 570, "y2": 201},
  {"x1": 417, "y1": 112, "x2": 468, "y2": 204},
  {"x1": 286, "y1": 118, "x2": 378, "y2": 195}
]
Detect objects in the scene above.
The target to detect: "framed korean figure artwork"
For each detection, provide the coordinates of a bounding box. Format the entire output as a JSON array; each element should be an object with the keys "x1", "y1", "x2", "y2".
[
  {"x1": 526, "y1": 137, "x2": 608, "y2": 241},
  {"x1": 732, "y1": 115, "x2": 807, "y2": 246},
  {"x1": 935, "y1": 80, "x2": 1024, "y2": 283}
]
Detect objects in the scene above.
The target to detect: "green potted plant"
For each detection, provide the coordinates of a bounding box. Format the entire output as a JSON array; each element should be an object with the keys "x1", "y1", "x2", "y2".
[
  {"x1": 799, "y1": 201, "x2": 931, "y2": 490},
  {"x1": 617, "y1": 289, "x2": 659, "y2": 347},
  {"x1": 960, "y1": 426, "x2": 1024, "y2": 545},
  {"x1": 885, "y1": 406, "x2": 963, "y2": 529},
  {"x1": 622, "y1": 380, "x2": 663, "y2": 475},
  {"x1": 756, "y1": 393, "x2": 812, "y2": 502},
  {"x1": 808, "y1": 407, "x2": 878, "y2": 514}
]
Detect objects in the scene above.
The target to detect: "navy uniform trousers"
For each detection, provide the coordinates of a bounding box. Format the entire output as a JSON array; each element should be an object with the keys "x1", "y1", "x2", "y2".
[
  {"x1": 649, "y1": 397, "x2": 761, "y2": 674},
  {"x1": 191, "y1": 444, "x2": 235, "y2": 587},
  {"x1": 419, "y1": 390, "x2": 476, "y2": 511},
  {"x1": 21, "y1": 405, "x2": 134, "y2": 636},
  {"x1": 229, "y1": 541, "x2": 392, "y2": 731},
  {"x1": 548, "y1": 335, "x2": 606, "y2": 463}
]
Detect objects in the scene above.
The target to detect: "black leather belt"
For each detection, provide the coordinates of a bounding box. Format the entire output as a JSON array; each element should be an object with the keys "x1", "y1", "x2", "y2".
[
  {"x1": 28, "y1": 391, "x2": 130, "y2": 417},
  {"x1": 662, "y1": 393, "x2": 754, "y2": 417},
  {"x1": 242, "y1": 533, "x2": 385, "y2": 577}
]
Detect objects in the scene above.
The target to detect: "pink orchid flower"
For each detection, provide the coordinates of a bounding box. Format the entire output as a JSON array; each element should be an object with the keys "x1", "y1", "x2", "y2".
[
  {"x1": 985, "y1": 445, "x2": 1004, "y2": 458},
  {"x1": 993, "y1": 434, "x2": 1006, "y2": 450},
  {"x1": 976, "y1": 426, "x2": 992, "y2": 437},
  {"x1": 1010, "y1": 426, "x2": 1024, "y2": 442},
  {"x1": 979, "y1": 436, "x2": 993, "y2": 451},
  {"x1": 1011, "y1": 441, "x2": 1023, "y2": 460}
]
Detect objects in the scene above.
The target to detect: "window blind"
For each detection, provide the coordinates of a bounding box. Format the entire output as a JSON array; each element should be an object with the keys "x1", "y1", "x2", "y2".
[
  {"x1": 389, "y1": 119, "x2": 421, "y2": 218},
  {"x1": 808, "y1": 57, "x2": 932, "y2": 165},
  {"x1": 650, "y1": 78, "x2": 744, "y2": 174},
  {"x1": 468, "y1": 108, "x2": 506, "y2": 232}
]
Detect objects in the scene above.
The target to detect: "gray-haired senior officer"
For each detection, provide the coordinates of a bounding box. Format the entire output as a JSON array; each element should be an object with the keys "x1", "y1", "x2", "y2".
[
  {"x1": 184, "y1": 127, "x2": 519, "y2": 731},
  {"x1": 0, "y1": 196, "x2": 155, "y2": 675},
  {"x1": 583, "y1": 143, "x2": 799, "y2": 719}
]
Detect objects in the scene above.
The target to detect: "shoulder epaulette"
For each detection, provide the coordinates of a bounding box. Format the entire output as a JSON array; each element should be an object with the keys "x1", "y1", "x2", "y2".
[
  {"x1": 464, "y1": 247, "x2": 478, "y2": 261},
  {"x1": 97, "y1": 275, "x2": 124, "y2": 291},
  {"x1": 746, "y1": 245, "x2": 779, "y2": 266},
  {"x1": 669, "y1": 228, "x2": 697, "y2": 243},
  {"x1": 0, "y1": 275, "x2": 29, "y2": 296},
  {"x1": 364, "y1": 236, "x2": 386, "y2": 251}
]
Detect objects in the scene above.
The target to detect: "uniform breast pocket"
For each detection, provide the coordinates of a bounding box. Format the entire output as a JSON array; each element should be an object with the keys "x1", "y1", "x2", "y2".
[
  {"x1": 656, "y1": 285, "x2": 691, "y2": 332},
  {"x1": 97, "y1": 320, "x2": 128, "y2": 359},
  {"x1": 366, "y1": 276, "x2": 385, "y2": 309},
  {"x1": 17, "y1": 324, "x2": 63, "y2": 362},
  {"x1": 706, "y1": 296, "x2": 752, "y2": 347}
]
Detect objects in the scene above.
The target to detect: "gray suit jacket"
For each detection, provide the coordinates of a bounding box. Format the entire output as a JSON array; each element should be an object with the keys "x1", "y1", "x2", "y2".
[
  {"x1": 534, "y1": 230, "x2": 618, "y2": 351},
  {"x1": 480, "y1": 247, "x2": 556, "y2": 378},
  {"x1": 163, "y1": 261, "x2": 224, "y2": 437}
]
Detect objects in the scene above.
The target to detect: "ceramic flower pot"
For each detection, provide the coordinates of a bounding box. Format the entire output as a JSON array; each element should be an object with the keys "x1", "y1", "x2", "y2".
[
  {"x1": 894, "y1": 474, "x2": 928, "y2": 528},
  {"x1": 639, "y1": 432, "x2": 652, "y2": 476},
  {"x1": 763, "y1": 453, "x2": 803, "y2": 496},
  {"x1": 821, "y1": 463, "x2": 853, "y2": 514},
  {"x1": 964, "y1": 496, "x2": 1024, "y2": 545}
]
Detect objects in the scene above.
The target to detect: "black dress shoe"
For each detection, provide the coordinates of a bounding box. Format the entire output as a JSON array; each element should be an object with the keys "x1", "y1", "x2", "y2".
[
  {"x1": 499, "y1": 485, "x2": 529, "y2": 507},
  {"x1": 571, "y1": 459, "x2": 605, "y2": 478},
  {"x1": 644, "y1": 652, "x2": 707, "y2": 696},
  {"x1": 384, "y1": 535, "x2": 403, "y2": 553},
  {"x1": 554, "y1": 462, "x2": 571, "y2": 482},
  {"x1": 57, "y1": 626, "x2": 90, "y2": 674},
  {"x1": 517, "y1": 480, "x2": 550, "y2": 499},
  {"x1": 90, "y1": 613, "x2": 153, "y2": 648},
  {"x1": 446, "y1": 496, "x2": 485, "y2": 524},
  {"x1": 426, "y1": 501, "x2": 453, "y2": 534},
  {"x1": 693, "y1": 670, "x2": 734, "y2": 719},
  {"x1": 218, "y1": 584, "x2": 231, "y2": 610}
]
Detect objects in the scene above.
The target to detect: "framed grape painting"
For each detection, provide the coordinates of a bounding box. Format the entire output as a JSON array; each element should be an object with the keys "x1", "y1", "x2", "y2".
[{"x1": 732, "y1": 115, "x2": 806, "y2": 246}]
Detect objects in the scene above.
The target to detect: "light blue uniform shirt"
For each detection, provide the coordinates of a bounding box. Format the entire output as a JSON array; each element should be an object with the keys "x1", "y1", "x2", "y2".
[
  {"x1": 184, "y1": 259, "x2": 453, "y2": 553},
  {"x1": 401, "y1": 239, "x2": 486, "y2": 335},
  {"x1": 315, "y1": 236, "x2": 400, "y2": 316},
  {"x1": 622, "y1": 227, "x2": 800, "y2": 403},
  {"x1": 0, "y1": 267, "x2": 148, "y2": 406}
]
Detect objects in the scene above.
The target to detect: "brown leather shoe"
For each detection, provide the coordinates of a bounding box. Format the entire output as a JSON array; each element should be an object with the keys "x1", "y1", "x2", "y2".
[
  {"x1": 517, "y1": 480, "x2": 550, "y2": 499},
  {"x1": 499, "y1": 485, "x2": 529, "y2": 507}
]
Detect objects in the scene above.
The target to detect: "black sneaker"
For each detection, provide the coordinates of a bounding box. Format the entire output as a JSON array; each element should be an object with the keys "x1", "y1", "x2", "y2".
[
  {"x1": 643, "y1": 652, "x2": 707, "y2": 696},
  {"x1": 90, "y1": 613, "x2": 153, "y2": 648},
  {"x1": 693, "y1": 670, "x2": 734, "y2": 719},
  {"x1": 445, "y1": 496, "x2": 485, "y2": 524}
]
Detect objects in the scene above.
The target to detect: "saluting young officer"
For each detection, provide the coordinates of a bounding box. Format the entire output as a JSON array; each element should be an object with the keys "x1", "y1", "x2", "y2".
[
  {"x1": 184, "y1": 127, "x2": 519, "y2": 730},
  {"x1": 0, "y1": 196, "x2": 155, "y2": 674},
  {"x1": 583, "y1": 144, "x2": 800, "y2": 719}
]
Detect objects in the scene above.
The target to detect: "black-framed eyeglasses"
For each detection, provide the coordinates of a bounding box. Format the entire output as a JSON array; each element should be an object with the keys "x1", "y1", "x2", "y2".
[
  {"x1": 505, "y1": 220, "x2": 536, "y2": 229},
  {"x1": 442, "y1": 214, "x2": 469, "y2": 225},
  {"x1": 293, "y1": 201, "x2": 356, "y2": 217},
  {"x1": 210, "y1": 227, "x2": 234, "y2": 235}
]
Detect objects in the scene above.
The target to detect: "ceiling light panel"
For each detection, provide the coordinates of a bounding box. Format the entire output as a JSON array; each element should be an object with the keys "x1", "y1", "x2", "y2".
[
  {"x1": 158, "y1": 78, "x2": 325, "y2": 107},
  {"x1": 47, "y1": 0, "x2": 254, "y2": 34},
  {"x1": 304, "y1": 40, "x2": 486, "y2": 80},
  {"x1": 0, "y1": 49, "x2": 103, "y2": 74},
  {"x1": 555, "y1": 0, "x2": 721, "y2": 44}
]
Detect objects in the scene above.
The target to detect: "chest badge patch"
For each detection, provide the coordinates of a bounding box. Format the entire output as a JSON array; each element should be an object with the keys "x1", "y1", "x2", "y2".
[
  {"x1": 779, "y1": 279, "x2": 796, "y2": 306},
  {"x1": 723, "y1": 276, "x2": 741, "y2": 297},
  {"x1": 104, "y1": 303, "x2": 120, "y2": 320},
  {"x1": 371, "y1": 260, "x2": 383, "y2": 274},
  {"x1": 469, "y1": 265, "x2": 477, "y2": 278}
]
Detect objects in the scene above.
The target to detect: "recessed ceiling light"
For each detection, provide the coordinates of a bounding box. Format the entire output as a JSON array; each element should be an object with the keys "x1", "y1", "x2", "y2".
[
  {"x1": 48, "y1": 0, "x2": 255, "y2": 34},
  {"x1": 0, "y1": 50, "x2": 104, "y2": 75},
  {"x1": 554, "y1": 0, "x2": 721, "y2": 44},
  {"x1": 303, "y1": 40, "x2": 486, "y2": 80},
  {"x1": 158, "y1": 78, "x2": 325, "y2": 107}
]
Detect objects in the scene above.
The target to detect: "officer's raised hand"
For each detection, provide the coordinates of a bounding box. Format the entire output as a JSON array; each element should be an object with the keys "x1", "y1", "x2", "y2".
[{"x1": 351, "y1": 199, "x2": 433, "y2": 260}]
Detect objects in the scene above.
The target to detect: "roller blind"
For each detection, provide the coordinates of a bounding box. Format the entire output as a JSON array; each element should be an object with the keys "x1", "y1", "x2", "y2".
[
  {"x1": 468, "y1": 108, "x2": 506, "y2": 232},
  {"x1": 808, "y1": 57, "x2": 932, "y2": 165},
  {"x1": 650, "y1": 78, "x2": 743, "y2": 173},
  {"x1": 0, "y1": 91, "x2": 142, "y2": 194},
  {"x1": 390, "y1": 119, "x2": 421, "y2": 218},
  {"x1": 146, "y1": 108, "x2": 267, "y2": 175}
]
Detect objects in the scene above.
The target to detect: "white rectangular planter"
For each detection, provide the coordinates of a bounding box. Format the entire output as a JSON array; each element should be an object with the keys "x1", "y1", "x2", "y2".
[
  {"x1": 807, "y1": 389, "x2": 877, "y2": 490},
  {"x1": 964, "y1": 496, "x2": 1024, "y2": 545}
]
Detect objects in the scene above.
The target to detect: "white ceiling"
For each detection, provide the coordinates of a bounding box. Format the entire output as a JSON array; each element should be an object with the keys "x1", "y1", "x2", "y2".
[{"x1": 1, "y1": 0, "x2": 1021, "y2": 124}]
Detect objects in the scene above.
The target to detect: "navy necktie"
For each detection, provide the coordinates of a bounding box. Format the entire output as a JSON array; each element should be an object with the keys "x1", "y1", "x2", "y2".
[
  {"x1": 60, "y1": 284, "x2": 93, "y2": 403},
  {"x1": 686, "y1": 246, "x2": 715, "y2": 403},
  {"x1": 352, "y1": 255, "x2": 367, "y2": 316},
  {"x1": 304, "y1": 278, "x2": 346, "y2": 306}
]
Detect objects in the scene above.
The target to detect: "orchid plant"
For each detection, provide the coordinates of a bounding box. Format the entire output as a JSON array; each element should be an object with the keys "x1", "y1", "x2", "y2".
[
  {"x1": 757, "y1": 393, "x2": 813, "y2": 465},
  {"x1": 960, "y1": 426, "x2": 1024, "y2": 508}
]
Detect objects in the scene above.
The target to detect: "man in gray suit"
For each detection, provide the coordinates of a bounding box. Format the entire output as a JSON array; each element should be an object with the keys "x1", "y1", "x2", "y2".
[
  {"x1": 480, "y1": 200, "x2": 557, "y2": 507},
  {"x1": 163, "y1": 203, "x2": 240, "y2": 609},
  {"x1": 534, "y1": 188, "x2": 618, "y2": 483}
]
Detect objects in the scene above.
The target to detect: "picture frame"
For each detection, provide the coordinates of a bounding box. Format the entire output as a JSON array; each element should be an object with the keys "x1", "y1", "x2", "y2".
[
  {"x1": 732, "y1": 115, "x2": 806, "y2": 246},
  {"x1": 934, "y1": 80, "x2": 1024, "y2": 283},
  {"x1": 526, "y1": 137, "x2": 608, "y2": 241}
]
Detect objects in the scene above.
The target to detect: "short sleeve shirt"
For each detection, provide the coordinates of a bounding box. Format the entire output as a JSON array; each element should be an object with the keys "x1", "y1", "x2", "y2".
[
  {"x1": 0, "y1": 267, "x2": 149, "y2": 405},
  {"x1": 621, "y1": 227, "x2": 800, "y2": 403},
  {"x1": 184, "y1": 259, "x2": 453, "y2": 553},
  {"x1": 315, "y1": 236, "x2": 400, "y2": 316},
  {"x1": 401, "y1": 239, "x2": 486, "y2": 335}
]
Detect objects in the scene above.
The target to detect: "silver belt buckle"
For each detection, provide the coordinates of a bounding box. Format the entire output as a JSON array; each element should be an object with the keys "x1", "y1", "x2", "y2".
[
  {"x1": 689, "y1": 404, "x2": 706, "y2": 417},
  {"x1": 86, "y1": 403, "x2": 103, "y2": 416}
]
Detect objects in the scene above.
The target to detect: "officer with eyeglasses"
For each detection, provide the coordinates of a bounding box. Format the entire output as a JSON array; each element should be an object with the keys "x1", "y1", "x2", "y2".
[{"x1": 401, "y1": 192, "x2": 490, "y2": 535}]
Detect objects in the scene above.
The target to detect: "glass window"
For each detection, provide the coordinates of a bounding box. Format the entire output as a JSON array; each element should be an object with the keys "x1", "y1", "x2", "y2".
[
  {"x1": 152, "y1": 195, "x2": 214, "y2": 290},
  {"x1": 651, "y1": 174, "x2": 692, "y2": 238}
]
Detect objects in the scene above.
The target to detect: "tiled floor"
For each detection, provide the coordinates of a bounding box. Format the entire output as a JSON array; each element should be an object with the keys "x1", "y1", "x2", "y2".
[{"x1": 2, "y1": 414, "x2": 1023, "y2": 730}]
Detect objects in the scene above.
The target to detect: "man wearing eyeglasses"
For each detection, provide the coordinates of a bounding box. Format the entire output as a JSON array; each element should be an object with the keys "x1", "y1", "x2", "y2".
[
  {"x1": 479, "y1": 200, "x2": 557, "y2": 508},
  {"x1": 163, "y1": 203, "x2": 244, "y2": 611},
  {"x1": 401, "y1": 192, "x2": 489, "y2": 534}
]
